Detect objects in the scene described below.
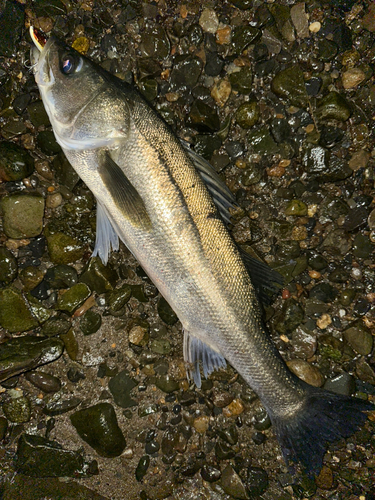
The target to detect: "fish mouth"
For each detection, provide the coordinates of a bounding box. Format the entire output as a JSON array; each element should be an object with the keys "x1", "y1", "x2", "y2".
[{"x1": 29, "y1": 27, "x2": 54, "y2": 87}]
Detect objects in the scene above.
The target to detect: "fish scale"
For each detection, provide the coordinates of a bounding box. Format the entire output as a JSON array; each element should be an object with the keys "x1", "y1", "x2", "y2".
[{"x1": 30, "y1": 27, "x2": 373, "y2": 476}]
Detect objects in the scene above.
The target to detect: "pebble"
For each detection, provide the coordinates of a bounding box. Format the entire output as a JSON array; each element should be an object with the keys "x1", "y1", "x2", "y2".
[
  {"x1": 79, "y1": 309, "x2": 102, "y2": 335},
  {"x1": 222, "y1": 398, "x2": 244, "y2": 417},
  {"x1": 316, "y1": 313, "x2": 332, "y2": 330},
  {"x1": 1, "y1": 194, "x2": 45, "y2": 239},
  {"x1": 315, "y1": 465, "x2": 334, "y2": 490},
  {"x1": 199, "y1": 8, "x2": 219, "y2": 34},
  {"x1": 135, "y1": 455, "x2": 150, "y2": 482},
  {"x1": 70, "y1": 403, "x2": 126, "y2": 457},
  {"x1": 46, "y1": 192, "x2": 63, "y2": 209},
  {"x1": 25, "y1": 371, "x2": 62, "y2": 393},
  {"x1": 15, "y1": 433, "x2": 92, "y2": 478},
  {"x1": 343, "y1": 321, "x2": 373, "y2": 355},
  {"x1": 80, "y1": 257, "x2": 118, "y2": 294},
  {"x1": 309, "y1": 21, "x2": 321, "y2": 33},
  {"x1": 0, "y1": 287, "x2": 39, "y2": 332},
  {"x1": 56, "y1": 283, "x2": 91, "y2": 314},
  {"x1": 342, "y1": 68, "x2": 366, "y2": 89},
  {"x1": 0, "y1": 141, "x2": 34, "y2": 182},
  {"x1": 235, "y1": 101, "x2": 259, "y2": 129},
  {"x1": 216, "y1": 25, "x2": 231, "y2": 45},
  {"x1": 108, "y1": 370, "x2": 137, "y2": 408},
  {"x1": 324, "y1": 373, "x2": 356, "y2": 396},
  {"x1": 221, "y1": 465, "x2": 247, "y2": 500},
  {"x1": 201, "y1": 464, "x2": 221, "y2": 482},
  {"x1": 3, "y1": 395, "x2": 31, "y2": 423},
  {"x1": 211, "y1": 80, "x2": 231, "y2": 107},
  {"x1": 193, "y1": 416, "x2": 210, "y2": 433},
  {"x1": 271, "y1": 65, "x2": 308, "y2": 108},
  {"x1": 286, "y1": 359, "x2": 324, "y2": 387},
  {"x1": 0, "y1": 247, "x2": 17, "y2": 285},
  {"x1": 45, "y1": 231, "x2": 85, "y2": 265},
  {"x1": 246, "y1": 467, "x2": 269, "y2": 496}
]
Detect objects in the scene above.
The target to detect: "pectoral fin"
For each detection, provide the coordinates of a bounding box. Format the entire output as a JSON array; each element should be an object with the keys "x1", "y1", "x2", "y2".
[{"x1": 98, "y1": 151, "x2": 152, "y2": 231}]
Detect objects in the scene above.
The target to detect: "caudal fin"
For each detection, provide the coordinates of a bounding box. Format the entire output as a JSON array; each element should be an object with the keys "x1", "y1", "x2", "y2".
[{"x1": 271, "y1": 384, "x2": 374, "y2": 476}]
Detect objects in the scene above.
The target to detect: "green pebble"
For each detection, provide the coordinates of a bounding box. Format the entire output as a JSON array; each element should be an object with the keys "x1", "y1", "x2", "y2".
[
  {"x1": 135, "y1": 455, "x2": 150, "y2": 482},
  {"x1": 41, "y1": 317, "x2": 71, "y2": 336},
  {"x1": 150, "y1": 339, "x2": 171, "y2": 355},
  {"x1": 157, "y1": 297, "x2": 178, "y2": 325},
  {"x1": 70, "y1": 403, "x2": 126, "y2": 458},
  {"x1": 80, "y1": 257, "x2": 118, "y2": 294},
  {"x1": 247, "y1": 126, "x2": 279, "y2": 155},
  {"x1": 15, "y1": 433, "x2": 90, "y2": 478},
  {"x1": 138, "y1": 78, "x2": 158, "y2": 101},
  {"x1": 343, "y1": 321, "x2": 373, "y2": 355},
  {"x1": 0, "y1": 287, "x2": 38, "y2": 332},
  {"x1": 3, "y1": 395, "x2": 31, "y2": 423},
  {"x1": 80, "y1": 309, "x2": 102, "y2": 336},
  {"x1": 44, "y1": 264, "x2": 78, "y2": 288},
  {"x1": 228, "y1": 67, "x2": 253, "y2": 94},
  {"x1": 107, "y1": 285, "x2": 132, "y2": 313},
  {"x1": 45, "y1": 231, "x2": 85, "y2": 265},
  {"x1": 235, "y1": 101, "x2": 259, "y2": 129},
  {"x1": 271, "y1": 65, "x2": 309, "y2": 108},
  {"x1": 27, "y1": 294, "x2": 51, "y2": 324},
  {"x1": 171, "y1": 55, "x2": 203, "y2": 88},
  {"x1": 140, "y1": 25, "x2": 170, "y2": 60},
  {"x1": 37, "y1": 130, "x2": 61, "y2": 155},
  {"x1": 274, "y1": 299, "x2": 304, "y2": 335},
  {"x1": 339, "y1": 288, "x2": 356, "y2": 306},
  {"x1": 316, "y1": 91, "x2": 351, "y2": 121},
  {"x1": 154, "y1": 374, "x2": 179, "y2": 393},
  {"x1": 187, "y1": 100, "x2": 220, "y2": 133},
  {"x1": 43, "y1": 396, "x2": 82, "y2": 416},
  {"x1": 0, "y1": 336, "x2": 64, "y2": 383},
  {"x1": 0, "y1": 247, "x2": 17, "y2": 285},
  {"x1": 129, "y1": 284, "x2": 148, "y2": 303},
  {"x1": 1, "y1": 193, "x2": 45, "y2": 239},
  {"x1": 52, "y1": 152, "x2": 80, "y2": 191},
  {"x1": 108, "y1": 370, "x2": 138, "y2": 408},
  {"x1": 353, "y1": 233, "x2": 372, "y2": 259},
  {"x1": 231, "y1": 26, "x2": 260, "y2": 55},
  {"x1": 285, "y1": 200, "x2": 308, "y2": 216},
  {"x1": 240, "y1": 164, "x2": 262, "y2": 186},
  {"x1": 0, "y1": 141, "x2": 34, "y2": 181},
  {"x1": 56, "y1": 283, "x2": 91, "y2": 313},
  {"x1": 27, "y1": 100, "x2": 50, "y2": 128},
  {"x1": 19, "y1": 265, "x2": 44, "y2": 291},
  {"x1": 60, "y1": 329, "x2": 78, "y2": 361}
]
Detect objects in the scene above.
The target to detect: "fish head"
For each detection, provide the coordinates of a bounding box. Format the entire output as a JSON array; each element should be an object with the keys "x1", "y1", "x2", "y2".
[{"x1": 30, "y1": 27, "x2": 129, "y2": 150}]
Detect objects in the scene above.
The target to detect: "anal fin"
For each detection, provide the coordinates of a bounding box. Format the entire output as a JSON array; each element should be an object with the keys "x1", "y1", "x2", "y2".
[
  {"x1": 183, "y1": 330, "x2": 226, "y2": 388},
  {"x1": 92, "y1": 201, "x2": 120, "y2": 265}
]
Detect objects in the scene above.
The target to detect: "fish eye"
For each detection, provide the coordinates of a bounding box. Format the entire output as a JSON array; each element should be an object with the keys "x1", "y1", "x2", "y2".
[{"x1": 61, "y1": 53, "x2": 83, "y2": 75}]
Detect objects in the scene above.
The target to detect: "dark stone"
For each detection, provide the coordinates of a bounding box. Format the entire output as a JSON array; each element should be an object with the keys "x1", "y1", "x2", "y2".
[
  {"x1": 205, "y1": 52, "x2": 224, "y2": 77},
  {"x1": 25, "y1": 371, "x2": 62, "y2": 393},
  {"x1": 15, "y1": 433, "x2": 91, "y2": 477},
  {"x1": 309, "y1": 283, "x2": 338, "y2": 303},
  {"x1": 0, "y1": 247, "x2": 17, "y2": 285},
  {"x1": 108, "y1": 369, "x2": 138, "y2": 408},
  {"x1": 246, "y1": 467, "x2": 269, "y2": 496},
  {"x1": 305, "y1": 77, "x2": 322, "y2": 96},
  {"x1": 271, "y1": 65, "x2": 309, "y2": 108},
  {"x1": 171, "y1": 55, "x2": 203, "y2": 88},
  {"x1": 135, "y1": 455, "x2": 150, "y2": 481},
  {"x1": 70, "y1": 403, "x2": 126, "y2": 457},
  {"x1": 80, "y1": 309, "x2": 102, "y2": 335},
  {"x1": 13, "y1": 94, "x2": 32, "y2": 115},
  {"x1": 45, "y1": 264, "x2": 78, "y2": 289},
  {"x1": 231, "y1": 26, "x2": 260, "y2": 54},
  {"x1": 0, "y1": 141, "x2": 34, "y2": 182},
  {"x1": 201, "y1": 464, "x2": 221, "y2": 482},
  {"x1": 37, "y1": 130, "x2": 61, "y2": 156},
  {"x1": 52, "y1": 153, "x2": 80, "y2": 190},
  {"x1": 215, "y1": 441, "x2": 236, "y2": 460},
  {"x1": 67, "y1": 367, "x2": 86, "y2": 383},
  {"x1": 157, "y1": 297, "x2": 178, "y2": 325},
  {"x1": 187, "y1": 100, "x2": 220, "y2": 133}
]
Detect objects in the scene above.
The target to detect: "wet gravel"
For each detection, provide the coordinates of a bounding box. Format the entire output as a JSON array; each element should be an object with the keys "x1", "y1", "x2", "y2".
[{"x1": 0, "y1": 0, "x2": 375, "y2": 499}]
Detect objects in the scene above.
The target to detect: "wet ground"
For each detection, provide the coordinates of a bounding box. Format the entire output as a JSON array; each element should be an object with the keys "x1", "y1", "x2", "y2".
[{"x1": 0, "y1": 0, "x2": 374, "y2": 499}]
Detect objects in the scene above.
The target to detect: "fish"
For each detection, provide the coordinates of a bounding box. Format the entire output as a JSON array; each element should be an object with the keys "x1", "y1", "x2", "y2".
[{"x1": 30, "y1": 27, "x2": 373, "y2": 476}]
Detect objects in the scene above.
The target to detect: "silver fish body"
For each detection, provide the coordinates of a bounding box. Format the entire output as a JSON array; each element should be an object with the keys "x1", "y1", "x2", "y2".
[{"x1": 31, "y1": 31, "x2": 373, "y2": 475}]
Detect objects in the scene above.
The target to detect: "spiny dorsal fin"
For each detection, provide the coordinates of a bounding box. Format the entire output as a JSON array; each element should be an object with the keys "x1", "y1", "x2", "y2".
[{"x1": 180, "y1": 139, "x2": 236, "y2": 225}]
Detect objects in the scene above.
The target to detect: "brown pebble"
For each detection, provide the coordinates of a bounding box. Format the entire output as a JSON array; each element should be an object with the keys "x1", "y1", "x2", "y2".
[
  {"x1": 193, "y1": 416, "x2": 210, "y2": 433},
  {"x1": 286, "y1": 359, "x2": 324, "y2": 387},
  {"x1": 222, "y1": 398, "x2": 244, "y2": 417},
  {"x1": 315, "y1": 465, "x2": 334, "y2": 489},
  {"x1": 25, "y1": 371, "x2": 62, "y2": 393}
]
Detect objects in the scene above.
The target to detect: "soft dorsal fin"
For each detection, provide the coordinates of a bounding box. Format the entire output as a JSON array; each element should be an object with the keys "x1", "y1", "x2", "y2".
[
  {"x1": 239, "y1": 247, "x2": 284, "y2": 306},
  {"x1": 92, "y1": 201, "x2": 120, "y2": 265},
  {"x1": 97, "y1": 151, "x2": 152, "y2": 231},
  {"x1": 183, "y1": 330, "x2": 226, "y2": 388},
  {"x1": 180, "y1": 139, "x2": 236, "y2": 225}
]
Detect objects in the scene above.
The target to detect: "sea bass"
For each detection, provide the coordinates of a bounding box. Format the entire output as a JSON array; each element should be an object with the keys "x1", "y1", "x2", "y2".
[{"x1": 30, "y1": 27, "x2": 373, "y2": 475}]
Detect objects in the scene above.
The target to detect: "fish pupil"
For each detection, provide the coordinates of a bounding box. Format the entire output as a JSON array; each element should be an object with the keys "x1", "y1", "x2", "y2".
[{"x1": 61, "y1": 54, "x2": 82, "y2": 75}]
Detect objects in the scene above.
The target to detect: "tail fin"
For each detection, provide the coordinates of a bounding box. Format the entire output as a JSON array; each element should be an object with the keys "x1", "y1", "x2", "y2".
[{"x1": 271, "y1": 384, "x2": 374, "y2": 476}]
